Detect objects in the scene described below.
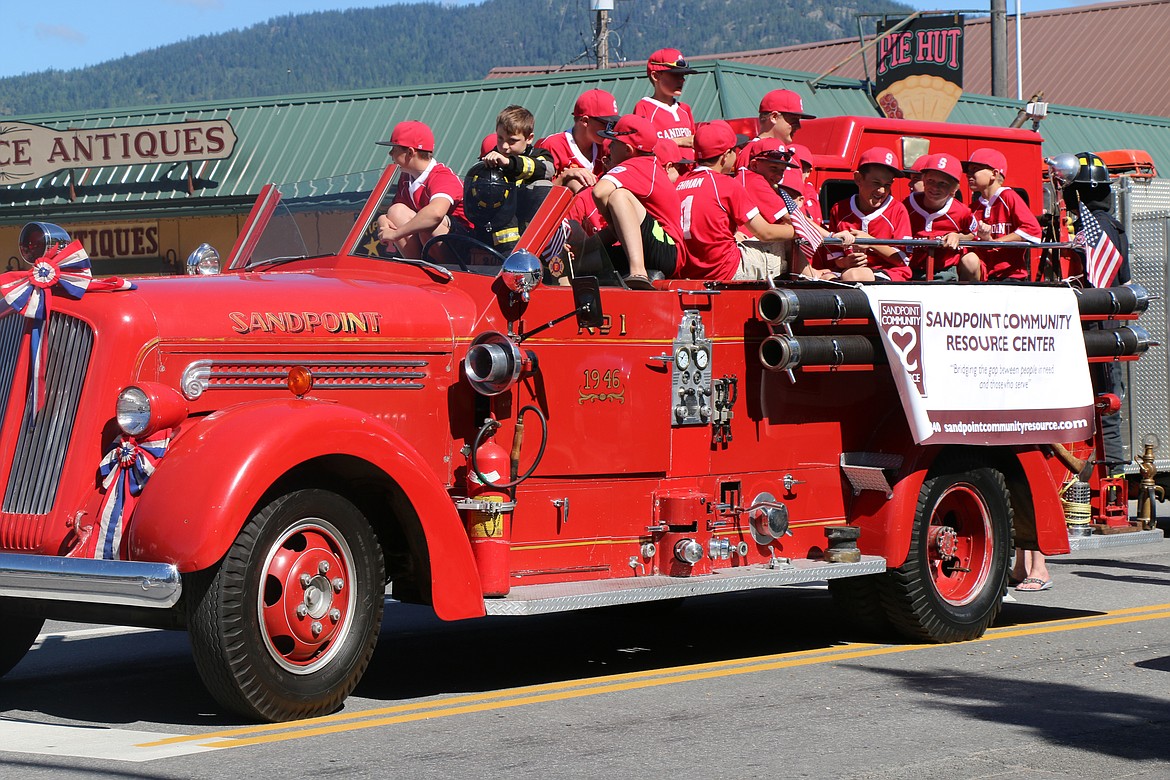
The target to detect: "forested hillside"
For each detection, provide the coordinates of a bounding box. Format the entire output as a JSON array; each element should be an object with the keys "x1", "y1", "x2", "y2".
[{"x1": 0, "y1": 0, "x2": 912, "y2": 116}]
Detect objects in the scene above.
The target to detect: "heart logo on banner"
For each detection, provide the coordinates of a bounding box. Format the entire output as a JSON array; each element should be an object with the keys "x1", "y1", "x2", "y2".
[{"x1": 887, "y1": 326, "x2": 919, "y2": 371}]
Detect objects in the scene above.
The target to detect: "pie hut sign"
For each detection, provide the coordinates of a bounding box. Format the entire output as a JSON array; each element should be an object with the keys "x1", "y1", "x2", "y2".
[{"x1": 0, "y1": 119, "x2": 237, "y2": 186}]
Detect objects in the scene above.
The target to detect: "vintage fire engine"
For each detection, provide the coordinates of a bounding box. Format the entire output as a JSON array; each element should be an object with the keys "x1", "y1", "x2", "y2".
[{"x1": 0, "y1": 117, "x2": 1157, "y2": 723}]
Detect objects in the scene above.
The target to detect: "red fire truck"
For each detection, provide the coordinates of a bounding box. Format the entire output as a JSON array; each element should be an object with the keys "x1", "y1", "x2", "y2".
[{"x1": 0, "y1": 116, "x2": 1156, "y2": 723}]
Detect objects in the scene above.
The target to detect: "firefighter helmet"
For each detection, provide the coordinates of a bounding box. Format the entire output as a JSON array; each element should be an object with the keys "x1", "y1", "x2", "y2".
[
  {"x1": 1071, "y1": 152, "x2": 1111, "y2": 186},
  {"x1": 463, "y1": 163, "x2": 518, "y2": 230}
]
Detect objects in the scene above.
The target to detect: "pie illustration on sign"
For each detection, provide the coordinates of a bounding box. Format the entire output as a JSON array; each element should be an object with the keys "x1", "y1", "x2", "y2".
[{"x1": 876, "y1": 74, "x2": 963, "y2": 123}]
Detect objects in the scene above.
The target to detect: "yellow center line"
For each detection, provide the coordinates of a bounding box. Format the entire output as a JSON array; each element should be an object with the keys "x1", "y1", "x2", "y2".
[
  {"x1": 140, "y1": 641, "x2": 882, "y2": 747},
  {"x1": 139, "y1": 602, "x2": 1170, "y2": 750}
]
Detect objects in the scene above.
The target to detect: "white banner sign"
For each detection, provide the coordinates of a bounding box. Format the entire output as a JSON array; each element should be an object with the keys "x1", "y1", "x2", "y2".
[{"x1": 862, "y1": 285, "x2": 1095, "y2": 445}]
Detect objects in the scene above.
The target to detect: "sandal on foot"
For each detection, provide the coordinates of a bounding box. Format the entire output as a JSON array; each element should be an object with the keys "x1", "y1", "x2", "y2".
[
  {"x1": 623, "y1": 273, "x2": 655, "y2": 291},
  {"x1": 1014, "y1": 577, "x2": 1053, "y2": 592}
]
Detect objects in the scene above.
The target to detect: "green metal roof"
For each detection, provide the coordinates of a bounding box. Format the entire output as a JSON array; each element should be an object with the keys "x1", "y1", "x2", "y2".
[{"x1": 3, "y1": 61, "x2": 1170, "y2": 224}]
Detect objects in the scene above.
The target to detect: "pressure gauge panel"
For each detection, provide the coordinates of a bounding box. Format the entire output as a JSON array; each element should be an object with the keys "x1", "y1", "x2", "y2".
[{"x1": 668, "y1": 311, "x2": 713, "y2": 427}]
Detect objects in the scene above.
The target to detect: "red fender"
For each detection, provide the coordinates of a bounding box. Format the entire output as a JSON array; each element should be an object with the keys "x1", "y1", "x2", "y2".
[
  {"x1": 126, "y1": 398, "x2": 485, "y2": 620},
  {"x1": 1017, "y1": 447, "x2": 1072, "y2": 556},
  {"x1": 849, "y1": 453, "x2": 933, "y2": 569},
  {"x1": 852, "y1": 445, "x2": 1070, "y2": 567}
]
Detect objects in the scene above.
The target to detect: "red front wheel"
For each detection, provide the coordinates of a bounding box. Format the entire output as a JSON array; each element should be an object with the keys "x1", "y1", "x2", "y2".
[{"x1": 187, "y1": 489, "x2": 384, "y2": 721}]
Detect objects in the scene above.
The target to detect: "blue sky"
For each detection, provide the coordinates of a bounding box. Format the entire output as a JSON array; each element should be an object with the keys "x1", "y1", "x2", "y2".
[{"x1": 2, "y1": 0, "x2": 1095, "y2": 79}]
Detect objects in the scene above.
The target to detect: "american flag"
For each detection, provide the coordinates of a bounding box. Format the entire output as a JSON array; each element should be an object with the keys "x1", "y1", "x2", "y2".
[
  {"x1": 777, "y1": 189, "x2": 823, "y2": 260},
  {"x1": 1076, "y1": 201, "x2": 1124, "y2": 289}
]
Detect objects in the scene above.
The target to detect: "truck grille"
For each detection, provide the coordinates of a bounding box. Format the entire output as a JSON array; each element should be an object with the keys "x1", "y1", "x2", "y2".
[{"x1": 2, "y1": 312, "x2": 94, "y2": 516}]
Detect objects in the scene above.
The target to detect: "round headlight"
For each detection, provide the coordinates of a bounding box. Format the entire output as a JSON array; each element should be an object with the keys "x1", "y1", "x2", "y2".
[
  {"x1": 187, "y1": 243, "x2": 221, "y2": 275},
  {"x1": 115, "y1": 382, "x2": 189, "y2": 438},
  {"x1": 116, "y1": 387, "x2": 151, "y2": 436},
  {"x1": 18, "y1": 222, "x2": 71, "y2": 264}
]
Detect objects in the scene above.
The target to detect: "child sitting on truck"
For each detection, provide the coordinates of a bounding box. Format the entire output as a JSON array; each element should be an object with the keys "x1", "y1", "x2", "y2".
[
  {"x1": 464, "y1": 105, "x2": 556, "y2": 253},
  {"x1": 592, "y1": 114, "x2": 687, "y2": 288},
  {"x1": 904, "y1": 153, "x2": 982, "y2": 281},
  {"x1": 964, "y1": 147, "x2": 1042, "y2": 280},
  {"x1": 376, "y1": 120, "x2": 472, "y2": 259},
  {"x1": 823, "y1": 147, "x2": 913, "y2": 282}
]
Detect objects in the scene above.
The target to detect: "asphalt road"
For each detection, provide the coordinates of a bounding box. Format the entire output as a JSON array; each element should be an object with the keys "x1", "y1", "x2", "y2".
[{"x1": 2, "y1": 538, "x2": 1169, "y2": 780}]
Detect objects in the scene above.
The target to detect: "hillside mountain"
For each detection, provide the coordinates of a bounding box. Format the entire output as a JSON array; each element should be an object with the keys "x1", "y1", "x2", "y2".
[{"x1": 0, "y1": 0, "x2": 912, "y2": 116}]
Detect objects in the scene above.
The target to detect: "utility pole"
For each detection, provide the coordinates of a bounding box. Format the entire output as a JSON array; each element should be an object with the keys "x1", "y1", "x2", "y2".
[
  {"x1": 991, "y1": 0, "x2": 1008, "y2": 98},
  {"x1": 592, "y1": 0, "x2": 613, "y2": 69}
]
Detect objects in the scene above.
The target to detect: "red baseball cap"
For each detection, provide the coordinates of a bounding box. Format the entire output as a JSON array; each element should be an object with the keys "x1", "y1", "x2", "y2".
[
  {"x1": 747, "y1": 137, "x2": 797, "y2": 166},
  {"x1": 654, "y1": 138, "x2": 683, "y2": 166},
  {"x1": 647, "y1": 47, "x2": 699, "y2": 76},
  {"x1": 599, "y1": 114, "x2": 658, "y2": 154},
  {"x1": 857, "y1": 146, "x2": 902, "y2": 175},
  {"x1": 920, "y1": 152, "x2": 963, "y2": 181},
  {"x1": 694, "y1": 120, "x2": 747, "y2": 160},
  {"x1": 376, "y1": 120, "x2": 435, "y2": 152},
  {"x1": 480, "y1": 133, "x2": 496, "y2": 158},
  {"x1": 777, "y1": 165, "x2": 806, "y2": 197},
  {"x1": 790, "y1": 143, "x2": 813, "y2": 170},
  {"x1": 759, "y1": 89, "x2": 816, "y2": 119},
  {"x1": 573, "y1": 89, "x2": 621, "y2": 123},
  {"x1": 965, "y1": 147, "x2": 1008, "y2": 176}
]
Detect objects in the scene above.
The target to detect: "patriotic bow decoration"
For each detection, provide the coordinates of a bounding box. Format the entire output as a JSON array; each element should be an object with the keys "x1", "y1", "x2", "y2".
[
  {"x1": 0, "y1": 239, "x2": 134, "y2": 412},
  {"x1": 1076, "y1": 201, "x2": 1124, "y2": 289},
  {"x1": 540, "y1": 219, "x2": 571, "y2": 264},
  {"x1": 94, "y1": 430, "x2": 171, "y2": 560}
]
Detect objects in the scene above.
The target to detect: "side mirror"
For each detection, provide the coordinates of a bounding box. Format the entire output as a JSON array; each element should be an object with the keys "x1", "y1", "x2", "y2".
[{"x1": 572, "y1": 276, "x2": 604, "y2": 330}]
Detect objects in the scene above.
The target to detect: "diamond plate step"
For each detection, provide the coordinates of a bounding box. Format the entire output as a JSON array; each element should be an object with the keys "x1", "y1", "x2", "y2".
[{"x1": 484, "y1": 555, "x2": 887, "y2": 616}]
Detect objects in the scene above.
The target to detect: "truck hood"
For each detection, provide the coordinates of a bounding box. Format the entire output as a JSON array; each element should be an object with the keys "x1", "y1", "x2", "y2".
[{"x1": 121, "y1": 266, "x2": 488, "y2": 351}]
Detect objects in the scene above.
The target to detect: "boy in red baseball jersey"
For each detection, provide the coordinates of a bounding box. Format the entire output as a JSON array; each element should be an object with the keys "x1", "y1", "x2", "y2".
[
  {"x1": 825, "y1": 147, "x2": 913, "y2": 282},
  {"x1": 904, "y1": 153, "x2": 981, "y2": 281},
  {"x1": 634, "y1": 48, "x2": 698, "y2": 148},
  {"x1": 735, "y1": 138, "x2": 792, "y2": 227},
  {"x1": 376, "y1": 120, "x2": 471, "y2": 259},
  {"x1": 674, "y1": 121, "x2": 793, "y2": 281},
  {"x1": 735, "y1": 89, "x2": 814, "y2": 169},
  {"x1": 964, "y1": 147, "x2": 1041, "y2": 280},
  {"x1": 593, "y1": 114, "x2": 686, "y2": 288},
  {"x1": 538, "y1": 88, "x2": 620, "y2": 193}
]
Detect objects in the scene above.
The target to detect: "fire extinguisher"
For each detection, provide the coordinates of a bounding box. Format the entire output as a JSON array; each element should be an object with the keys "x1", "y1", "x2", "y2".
[
  {"x1": 464, "y1": 407, "x2": 548, "y2": 598},
  {"x1": 466, "y1": 421, "x2": 513, "y2": 597}
]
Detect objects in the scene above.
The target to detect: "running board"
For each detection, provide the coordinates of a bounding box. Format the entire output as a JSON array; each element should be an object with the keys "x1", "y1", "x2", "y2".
[
  {"x1": 484, "y1": 555, "x2": 887, "y2": 616},
  {"x1": 1066, "y1": 528, "x2": 1165, "y2": 552}
]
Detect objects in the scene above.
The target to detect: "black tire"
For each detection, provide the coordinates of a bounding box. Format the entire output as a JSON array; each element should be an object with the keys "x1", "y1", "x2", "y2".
[
  {"x1": 187, "y1": 489, "x2": 384, "y2": 721},
  {"x1": 879, "y1": 462, "x2": 1012, "y2": 643},
  {"x1": 0, "y1": 606, "x2": 44, "y2": 677}
]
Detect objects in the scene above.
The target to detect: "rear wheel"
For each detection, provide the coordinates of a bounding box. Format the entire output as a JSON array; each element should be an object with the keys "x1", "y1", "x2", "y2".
[
  {"x1": 879, "y1": 462, "x2": 1012, "y2": 643},
  {"x1": 187, "y1": 489, "x2": 384, "y2": 721},
  {"x1": 0, "y1": 607, "x2": 44, "y2": 677}
]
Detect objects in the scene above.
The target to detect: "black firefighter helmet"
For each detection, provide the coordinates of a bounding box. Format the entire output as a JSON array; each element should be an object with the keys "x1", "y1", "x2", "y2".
[{"x1": 463, "y1": 162, "x2": 518, "y2": 232}]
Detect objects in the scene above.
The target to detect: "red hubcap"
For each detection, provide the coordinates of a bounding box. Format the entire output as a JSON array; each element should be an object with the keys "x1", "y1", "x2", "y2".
[
  {"x1": 927, "y1": 484, "x2": 993, "y2": 606},
  {"x1": 258, "y1": 520, "x2": 355, "y2": 673}
]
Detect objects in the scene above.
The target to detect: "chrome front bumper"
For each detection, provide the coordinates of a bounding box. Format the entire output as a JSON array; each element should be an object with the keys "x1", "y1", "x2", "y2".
[{"x1": 0, "y1": 553, "x2": 182, "y2": 608}]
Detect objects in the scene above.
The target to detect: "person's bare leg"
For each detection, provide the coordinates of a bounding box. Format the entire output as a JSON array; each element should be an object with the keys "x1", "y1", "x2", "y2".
[{"x1": 596, "y1": 187, "x2": 649, "y2": 278}]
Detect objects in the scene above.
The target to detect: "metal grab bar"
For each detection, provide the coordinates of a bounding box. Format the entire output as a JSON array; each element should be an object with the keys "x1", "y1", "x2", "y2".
[{"x1": 822, "y1": 236, "x2": 1077, "y2": 250}]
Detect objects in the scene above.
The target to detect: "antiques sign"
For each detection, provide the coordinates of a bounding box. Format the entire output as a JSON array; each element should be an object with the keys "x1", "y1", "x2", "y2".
[{"x1": 0, "y1": 119, "x2": 237, "y2": 185}]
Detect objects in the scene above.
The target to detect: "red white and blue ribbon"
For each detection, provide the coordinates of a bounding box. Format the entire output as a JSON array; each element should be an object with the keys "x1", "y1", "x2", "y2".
[
  {"x1": 0, "y1": 240, "x2": 134, "y2": 412},
  {"x1": 94, "y1": 430, "x2": 170, "y2": 560}
]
